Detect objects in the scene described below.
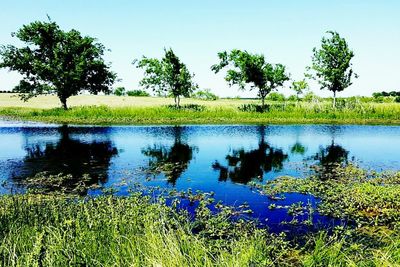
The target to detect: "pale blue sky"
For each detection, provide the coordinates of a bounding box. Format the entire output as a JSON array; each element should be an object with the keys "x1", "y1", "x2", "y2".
[{"x1": 0, "y1": 0, "x2": 399, "y2": 97}]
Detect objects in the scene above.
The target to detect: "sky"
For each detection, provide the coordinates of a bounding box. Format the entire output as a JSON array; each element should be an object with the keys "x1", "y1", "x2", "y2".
[{"x1": 0, "y1": 0, "x2": 399, "y2": 97}]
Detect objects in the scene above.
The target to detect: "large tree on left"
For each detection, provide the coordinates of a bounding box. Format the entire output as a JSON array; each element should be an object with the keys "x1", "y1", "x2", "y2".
[{"x1": 0, "y1": 20, "x2": 116, "y2": 109}]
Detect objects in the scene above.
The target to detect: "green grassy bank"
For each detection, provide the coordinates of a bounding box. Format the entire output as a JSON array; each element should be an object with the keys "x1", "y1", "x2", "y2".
[
  {"x1": 2, "y1": 166, "x2": 400, "y2": 266},
  {"x1": 0, "y1": 94, "x2": 400, "y2": 125}
]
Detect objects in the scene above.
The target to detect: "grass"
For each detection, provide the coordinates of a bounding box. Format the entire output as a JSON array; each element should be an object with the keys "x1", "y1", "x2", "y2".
[
  {"x1": 2, "y1": 167, "x2": 400, "y2": 266},
  {"x1": 1, "y1": 94, "x2": 400, "y2": 125},
  {"x1": 0, "y1": 193, "x2": 297, "y2": 266},
  {"x1": 2, "y1": 188, "x2": 400, "y2": 266}
]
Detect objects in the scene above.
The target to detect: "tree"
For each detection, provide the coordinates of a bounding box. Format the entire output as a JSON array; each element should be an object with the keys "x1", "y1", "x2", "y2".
[
  {"x1": 290, "y1": 79, "x2": 309, "y2": 100},
  {"x1": 308, "y1": 31, "x2": 358, "y2": 108},
  {"x1": 114, "y1": 87, "x2": 126, "y2": 96},
  {"x1": 211, "y1": 49, "x2": 289, "y2": 109},
  {"x1": 135, "y1": 48, "x2": 197, "y2": 108},
  {"x1": 0, "y1": 19, "x2": 116, "y2": 109}
]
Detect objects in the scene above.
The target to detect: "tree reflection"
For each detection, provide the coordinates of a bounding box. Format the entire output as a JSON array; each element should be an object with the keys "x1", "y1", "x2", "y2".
[
  {"x1": 290, "y1": 142, "x2": 307, "y2": 155},
  {"x1": 142, "y1": 127, "x2": 197, "y2": 185},
  {"x1": 212, "y1": 126, "x2": 288, "y2": 184},
  {"x1": 18, "y1": 125, "x2": 118, "y2": 194},
  {"x1": 311, "y1": 141, "x2": 349, "y2": 180}
]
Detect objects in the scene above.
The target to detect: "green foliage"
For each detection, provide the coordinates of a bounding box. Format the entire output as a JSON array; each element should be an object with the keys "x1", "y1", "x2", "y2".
[
  {"x1": 259, "y1": 165, "x2": 400, "y2": 228},
  {"x1": 287, "y1": 95, "x2": 298, "y2": 101},
  {"x1": 303, "y1": 91, "x2": 320, "y2": 102},
  {"x1": 135, "y1": 48, "x2": 197, "y2": 107},
  {"x1": 266, "y1": 92, "x2": 286, "y2": 101},
  {"x1": 372, "y1": 91, "x2": 400, "y2": 103},
  {"x1": 0, "y1": 192, "x2": 298, "y2": 266},
  {"x1": 373, "y1": 91, "x2": 400, "y2": 98},
  {"x1": 211, "y1": 49, "x2": 289, "y2": 107},
  {"x1": 0, "y1": 20, "x2": 116, "y2": 109},
  {"x1": 3, "y1": 174, "x2": 400, "y2": 266},
  {"x1": 2, "y1": 100, "x2": 400, "y2": 125},
  {"x1": 308, "y1": 31, "x2": 358, "y2": 107},
  {"x1": 165, "y1": 104, "x2": 206, "y2": 112},
  {"x1": 192, "y1": 89, "x2": 219, "y2": 100},
  {"x1": 126, "y1": 89, "x2": 150, "y2": 97},
  {"x1": 238, "y1": 104, "x2": 269, "y2": 113},
  {"x1": 290, "y1": 79, "x2": 309, "y2": 100},
  {"x1": 113, "y1": 86, "x2": 126, "y2": 96}
]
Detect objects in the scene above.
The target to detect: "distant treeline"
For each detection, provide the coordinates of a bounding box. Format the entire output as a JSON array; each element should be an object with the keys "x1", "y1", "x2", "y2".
[{"x1": 373, "y1": 91, "x2": 400, "y2": 97}]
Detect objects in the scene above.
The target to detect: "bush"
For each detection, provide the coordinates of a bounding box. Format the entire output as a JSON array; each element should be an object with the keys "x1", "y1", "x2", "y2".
[
  {"x1": 192, "y1": 89, "x2": 219, "y2": 100},
  {"x1": 395, "y1": 96, "x2": 400, "y2": 103},
  {"x1": 127, "y1": 90, "x2": 150, "y2": 97},
  {"x1": 287, "y1": 95, "x2": 298, "y2": 101},
  {"x1": 303, "y1": 91, "x2": 321, "y2": 102},
  {"x1": 166, "y1": 104, "x2": 206, "y2": 111},
  {"x1": 114, "y1": 87, "x2": 126, "y2": 96},
  {"x1": 266, "y1": 92, "x2": 285, "y2": 101},
  {"x1": 238, "y1": 104, "x2": 269, "y2": 113}
]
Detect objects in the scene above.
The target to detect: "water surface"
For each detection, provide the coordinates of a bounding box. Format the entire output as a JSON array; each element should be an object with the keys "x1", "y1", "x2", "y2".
[{"x1": 1, "y1": 122, "x2": 399, "y2": 231}]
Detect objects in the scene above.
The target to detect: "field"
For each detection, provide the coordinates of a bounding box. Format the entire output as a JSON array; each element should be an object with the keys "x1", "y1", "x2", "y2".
[{"x1": 1, "y1": 93, "x2": 400, "y2": 125}]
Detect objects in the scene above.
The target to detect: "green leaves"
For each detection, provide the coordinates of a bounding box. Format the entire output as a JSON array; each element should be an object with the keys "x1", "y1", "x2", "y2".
[
  {"x1": 0, "y1": 20, "x2": 116, "y2": 109},
  {"x1": 291, "y1": 79, "x2": 309, "y2": 99},
  {"x1": 308, "y1": 31, "x2": 358, "y2": 106},
  {"x1": 212, "y1": 49, "x2": 289, "y2": 107},
  {"x1": 135, "y1": 48, "x2": 197, "y2": 107}
]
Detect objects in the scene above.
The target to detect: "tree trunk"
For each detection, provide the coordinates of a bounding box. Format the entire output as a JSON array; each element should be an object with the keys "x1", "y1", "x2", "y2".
[
  {"x1": 61, "y1": 97, "x2": 68, "y2": 110},
  {"x1": 177, "y1": 95, "x2": 180, "y2": 108},
  {"x1": 261, "y1": 97, "x2": 265, "y2": 110},
  {"x1": 333, "y1": 91, "x2": 336, "y2": 109}
]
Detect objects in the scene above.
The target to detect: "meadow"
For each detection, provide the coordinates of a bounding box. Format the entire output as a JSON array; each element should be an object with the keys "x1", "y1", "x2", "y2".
[{"x1": 0, "y1": 93, "x2": 400, "y2": 125}]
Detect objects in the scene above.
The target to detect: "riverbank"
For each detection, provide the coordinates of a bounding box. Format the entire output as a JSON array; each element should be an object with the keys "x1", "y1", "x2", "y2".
[
  {"x1": 0, "y1": 94, "x2": 400, "y2": 125},
  {"x1": 2, "y1": 169, "x2": 400, "y2": 266}
]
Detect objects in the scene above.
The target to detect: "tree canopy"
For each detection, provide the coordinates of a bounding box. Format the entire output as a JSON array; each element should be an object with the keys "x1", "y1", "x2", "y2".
[
  {"x1": 135, "y1": 48, "x2": 197, "y2": 107},
  {"x1": 308, "y1": 31, "x2": 358, "y2": 107},
  {"x1": 290, "y1": 79, "x2": 309, "y2": 100},
  {"x1": 0, "y1": 20, "x2": 116, "y2": 109},
  {"x1": 211, "y1": 49, "x2": 289, "y2": 108}
]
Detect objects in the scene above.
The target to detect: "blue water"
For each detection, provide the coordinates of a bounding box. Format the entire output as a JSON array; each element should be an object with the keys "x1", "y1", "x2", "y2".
[{"x1": 1, "y1": 121, "x2": 399, "y2": 231}]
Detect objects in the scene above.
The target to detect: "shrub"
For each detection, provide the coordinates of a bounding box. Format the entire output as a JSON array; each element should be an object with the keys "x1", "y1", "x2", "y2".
[
  {"x1": 114, "y1": 87, "x2": 126, "y2": 96},
  {"x1": 303, "y1": 91, "x2": 321, "y2": 102},
  {"x1": 266, "y1": 92, "x2": 286, "y2": 101},
  {"x1": 126, "y1": 90, "x2": 150, "y2": 97},
  {"x1": 287, "y1": 95, "x2": 298, "y2": 101},
  {"x1": 238, "y1": 104, "x2": 269, "y2": 113},
  {"x1": 166, "y1": 104, "x2": 206, "y2": 111},
  {"x1": 192, "y1": 89, "x2": 219, "y2": 100},
  {"x1": 395, "y1": 96, "x2": 400, "y2": 103}
]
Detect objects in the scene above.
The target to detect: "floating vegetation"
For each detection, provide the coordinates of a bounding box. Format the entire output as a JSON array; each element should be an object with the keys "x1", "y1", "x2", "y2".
[
  {"x1": 257, "y1": 164, "x2": 400, "y2": 229},
  {"x1": 2, "y1": 166, "x2": 400, "y2": 265}
]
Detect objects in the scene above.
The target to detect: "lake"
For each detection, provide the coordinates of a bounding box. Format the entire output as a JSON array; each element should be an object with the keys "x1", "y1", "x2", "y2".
[{"x1": 1, "y1": 121, "x2": 400, "y2": 232}]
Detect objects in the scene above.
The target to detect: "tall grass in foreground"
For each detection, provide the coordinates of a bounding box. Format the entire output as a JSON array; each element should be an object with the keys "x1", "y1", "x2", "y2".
[
  {"x1": 1, "y1": 191, "x2": 400, "y2": 266},
  {"x1": 0, "y1": 194, "x2": 295, "y2": 266},
  {"x1": 1, "y1": 101, "x2": 400, "y2": 125}
]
